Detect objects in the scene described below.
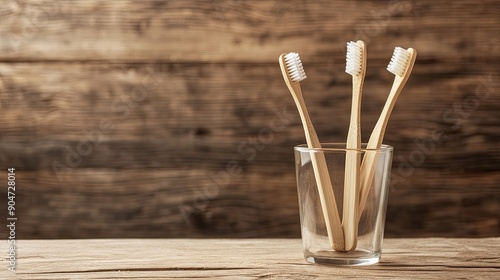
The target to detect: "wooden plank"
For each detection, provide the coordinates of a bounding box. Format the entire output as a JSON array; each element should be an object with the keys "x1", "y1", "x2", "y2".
[
  {"x1": 0, "y1": 0, "x2": 498, "y2": 62},
  {"x1": 2, "y1": 169, "x2": 301, "y2": 238},
  {"x1": 0, "y1": 169, "x2": 497, "y2": 239},
  {"x1": 3, "y1": 238, "x2": 499, "y2": 279},
  {"x1": 0, "y1": 62, "x2": 498, "y2": 170}
]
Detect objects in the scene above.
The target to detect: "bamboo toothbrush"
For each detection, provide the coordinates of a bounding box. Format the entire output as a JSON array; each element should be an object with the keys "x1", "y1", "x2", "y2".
[
  {"x1": 358, "y1": 47, "x2": 417, "y2": 220},
  {"x1": 343, "y1": 40, "x2": 367, "y2": 251},
  {"x1": 279, "y1": 52, "x2": 345, "y2": 251}
]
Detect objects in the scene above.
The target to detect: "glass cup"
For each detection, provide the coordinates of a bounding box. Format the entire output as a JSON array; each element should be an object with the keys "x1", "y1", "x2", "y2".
[{"x1": 294, "y1": 143, "x2": 393, "y2": 265}]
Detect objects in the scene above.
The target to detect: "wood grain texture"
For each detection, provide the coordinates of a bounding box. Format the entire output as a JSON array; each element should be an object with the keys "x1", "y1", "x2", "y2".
[
  {"x1": 2, "y1": 169, "x2": 498, "y2": 239},
  {"x1": 9, "y1": 169, "x2": 301, "y2": 238},
  {"x1": 0, "y1": 0, "x2": 499, "y2": 239},
  {"x1": 0, "y1": 63, "x2": 497, "y2": 168},
  {"x1": 0, "y1": 0, "x2": 498, "y2": 63},
  {"x1": 2, "y1": 238, "x2": 499, "y2": 279}
]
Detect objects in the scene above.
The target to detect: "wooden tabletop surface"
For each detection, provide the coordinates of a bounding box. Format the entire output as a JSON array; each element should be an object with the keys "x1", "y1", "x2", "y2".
[{"x1": 2, "y1": 238, "x2": 499, "y2": 279}]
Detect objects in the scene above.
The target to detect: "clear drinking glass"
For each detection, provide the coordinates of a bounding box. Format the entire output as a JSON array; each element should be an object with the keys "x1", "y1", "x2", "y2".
[{"x1": 294, "y1": 143, "x2": 393, "y2": 265}]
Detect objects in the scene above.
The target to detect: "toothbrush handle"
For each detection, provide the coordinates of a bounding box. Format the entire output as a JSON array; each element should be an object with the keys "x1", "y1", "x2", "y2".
[
  {"x1": 292, "y1": 85, "x2": 345, "y2": 251},
  {"x1": 358, "y1": 72, "x2": 408, "y2": 219},
  {"x1": 310, "y1": 151, "x2": 345, "y2": 251}
]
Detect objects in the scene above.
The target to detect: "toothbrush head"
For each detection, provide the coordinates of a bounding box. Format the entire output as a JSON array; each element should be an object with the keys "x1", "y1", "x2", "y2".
[
  {"x1": 345, "y1": 41, "x2": 363, "y2": 76},
  {"x1": 284, "y1": 52, "x2": 307, "y2": 82},
  {"x1": 387, "y1": 47, "x2": 411, "y2": 76}
]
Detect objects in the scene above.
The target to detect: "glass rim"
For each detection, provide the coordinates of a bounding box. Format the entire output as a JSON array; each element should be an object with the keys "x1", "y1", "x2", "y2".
[{"x1": 294, "y1": 143, "x2": 394, "y2": 153}]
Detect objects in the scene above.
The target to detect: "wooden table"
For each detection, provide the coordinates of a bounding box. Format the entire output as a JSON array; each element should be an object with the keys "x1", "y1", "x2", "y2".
[{"x1": 3, "y1": 238, "x2": 499, "y2": 279}]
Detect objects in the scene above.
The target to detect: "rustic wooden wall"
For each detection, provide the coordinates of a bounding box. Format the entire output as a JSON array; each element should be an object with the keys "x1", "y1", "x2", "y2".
[{"x1": 0, "y1": 0, "x2": 498, "y2": 239}]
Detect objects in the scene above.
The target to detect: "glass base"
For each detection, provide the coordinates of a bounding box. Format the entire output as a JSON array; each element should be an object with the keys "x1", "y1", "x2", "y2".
[{"x1": 305, "y1": 250, "x2": 380, "y2": 266}]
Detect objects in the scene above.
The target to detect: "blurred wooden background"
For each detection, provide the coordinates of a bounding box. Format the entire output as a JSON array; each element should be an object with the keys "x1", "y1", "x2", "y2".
[{"x1": 0, "y1": 0, "x2": 498, "y2": 239}]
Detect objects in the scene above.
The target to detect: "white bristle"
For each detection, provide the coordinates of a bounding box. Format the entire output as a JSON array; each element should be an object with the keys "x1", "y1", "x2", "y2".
[
  {"x1": 345, "y1": 41, "x2": 362, "y2": 76},
  {"x1": 284, "y1": 52, "x2": 307, "y2": 82},
  {"x1": 387, "y1": 47, "x2": 411, "y2": 76}
]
